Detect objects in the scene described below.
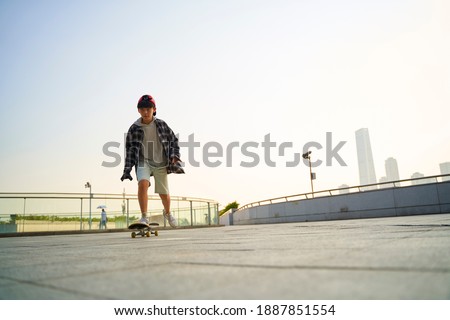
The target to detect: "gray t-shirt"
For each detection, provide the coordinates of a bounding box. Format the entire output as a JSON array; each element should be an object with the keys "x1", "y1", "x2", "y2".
[{"x1": 135, "y1": 118, "x2": 167, "y2": 167}]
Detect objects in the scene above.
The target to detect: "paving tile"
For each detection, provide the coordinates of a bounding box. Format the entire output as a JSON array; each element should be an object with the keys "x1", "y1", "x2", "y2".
[{"x1": 0, "y1": 214, "x2": 449, "y2": 299}]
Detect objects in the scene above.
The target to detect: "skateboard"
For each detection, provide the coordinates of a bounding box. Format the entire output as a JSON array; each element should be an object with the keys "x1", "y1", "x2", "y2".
[{"x1": 128, "y1": 222, "x2": 159, "y2": 238}]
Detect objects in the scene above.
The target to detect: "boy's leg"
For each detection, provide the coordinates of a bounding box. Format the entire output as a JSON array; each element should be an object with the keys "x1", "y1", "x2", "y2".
[
  {"x1": 136, "y1": 161, "x2": 151, "y2": 221},
  {"x1": 138, "y1": 180, "x2": 150, "y2": 214},
  {"x1": 160, "y1": 193, "x2": 176, "y2": 227},
  {"x1": 153, "y1": 167, "x2": 170, "y2": 210},
  {"x1": 159, "y1": 194, "x2": 171, "y2": 213},
  {"x1": 153, "y1": 167, "x2": 176, "y2": 227}
]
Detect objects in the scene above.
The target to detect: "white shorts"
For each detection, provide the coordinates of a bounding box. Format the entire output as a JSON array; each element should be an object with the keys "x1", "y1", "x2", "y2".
[{"x1": 136, "y1": 160, "x2": 169, "y2": 194}]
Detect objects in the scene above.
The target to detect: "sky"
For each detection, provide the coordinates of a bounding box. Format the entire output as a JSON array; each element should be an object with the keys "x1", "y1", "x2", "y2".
[{"x1": 0, "y1": 0, "x2": 449, "y2": 209}]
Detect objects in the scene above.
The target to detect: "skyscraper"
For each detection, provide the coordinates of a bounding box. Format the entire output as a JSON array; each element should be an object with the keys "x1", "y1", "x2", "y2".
[
  {"x1": 385, "y1": 157, "x2": 400, "y2": 181},
  {"x1": 355, "y1": 128, "x2": 377, "y2": 186}
]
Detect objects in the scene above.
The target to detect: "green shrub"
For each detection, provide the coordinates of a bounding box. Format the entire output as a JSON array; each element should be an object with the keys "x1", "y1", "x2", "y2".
[{"x1": 219, "y1": 201, "x2": 239, "y2": 216}]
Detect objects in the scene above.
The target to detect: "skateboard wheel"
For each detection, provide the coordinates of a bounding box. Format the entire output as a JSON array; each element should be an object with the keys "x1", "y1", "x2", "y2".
[
  {"x1": 146, "y1": 231, "x2": 150, "y2": 237},
  {"x1": 131, "y1": 232, "x2": 136, "y2": 238},
  {"x1": 154, "y1": 230, "x2": 158, "y2": 237}
]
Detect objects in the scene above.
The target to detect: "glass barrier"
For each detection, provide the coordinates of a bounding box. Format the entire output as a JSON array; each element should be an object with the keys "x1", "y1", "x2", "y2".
[{"x1": 0, "y1": 193, "x2": 218, "y2": 234}]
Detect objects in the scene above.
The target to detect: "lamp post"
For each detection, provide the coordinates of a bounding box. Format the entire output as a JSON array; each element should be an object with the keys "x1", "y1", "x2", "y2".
[
  {"x1": 85, "y1": 182, "x2": 92, "y2": 229},
  {"x1": 302, "y1": 151, "x2": 315, "y2": 198}
]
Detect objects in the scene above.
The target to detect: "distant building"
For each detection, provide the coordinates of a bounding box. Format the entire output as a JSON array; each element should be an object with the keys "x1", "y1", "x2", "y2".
[
  {"x1": 440, "y1": 162, "x2": 450, "y2": 181},
  {"x1": 378, "y1": 176, "x2": 390, "y2": 188},
  {"x1": 385, "y1": 157, "x2": 400, "y2": 181},
  {"x1": 355, "y1": 128, "x2": 377, "y2": 188},
  {"x1": 411, "y1": 172, "x2": 424, "y2": 181},
  {"x1": 338, "y1": 184, "x2": 350, "y2": 194},
  {"x1": 411, "y1": 172, "x2": 434, "y2": 185}
]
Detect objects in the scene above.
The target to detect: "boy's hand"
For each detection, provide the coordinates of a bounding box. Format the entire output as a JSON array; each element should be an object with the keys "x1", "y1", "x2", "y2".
[
  {"x1": 171, "y1": 157, "x2": 181, "y2": 164},
  {"x1": 120, "y1": 172, "x2": 133, "y2": 181}
]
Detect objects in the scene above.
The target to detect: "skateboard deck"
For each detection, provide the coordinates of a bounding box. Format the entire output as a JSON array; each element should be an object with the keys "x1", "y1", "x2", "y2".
[{"x1": 128, "y1": 222, "x2": 159, "y2": 238}]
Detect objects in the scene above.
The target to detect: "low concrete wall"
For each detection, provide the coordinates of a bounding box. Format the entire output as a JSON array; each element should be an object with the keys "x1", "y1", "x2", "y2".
[
  {"x1": 229, "y1": 181, "x2": 450, "y2": 225},
  {"x1": 219, "y1": 208, "x2": 236, "y2": 226}
]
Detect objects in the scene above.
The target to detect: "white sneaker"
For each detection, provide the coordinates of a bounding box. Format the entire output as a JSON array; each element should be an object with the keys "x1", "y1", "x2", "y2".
[
  {"x1": 138, "y1": 216, "x2": 149, "y2": 224},
  {"x1": 163, "y1": 210, "x2": 177, "y2": 228}
]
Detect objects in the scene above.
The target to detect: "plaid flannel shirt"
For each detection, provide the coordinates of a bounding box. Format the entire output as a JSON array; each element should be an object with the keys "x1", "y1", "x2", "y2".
[{"x1": 123, "y1": 118, "x2": 182, "y2": 175}]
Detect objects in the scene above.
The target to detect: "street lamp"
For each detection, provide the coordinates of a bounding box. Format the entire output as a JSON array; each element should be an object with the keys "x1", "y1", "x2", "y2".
[
  {"x1": 85, "y1": 182, "x2": 92, "y2": 229},
  {"x1": 302, "y1": 151, "x2": 315, "y2": 198}
]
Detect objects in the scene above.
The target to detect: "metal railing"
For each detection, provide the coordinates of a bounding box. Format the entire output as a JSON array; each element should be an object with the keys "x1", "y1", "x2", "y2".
[
  {"x1": 238, "y1": 174, "x2": 450, "y2": 210},
  {"x1": 0, "y1": 192, "x2": 219, "y2": 234}
]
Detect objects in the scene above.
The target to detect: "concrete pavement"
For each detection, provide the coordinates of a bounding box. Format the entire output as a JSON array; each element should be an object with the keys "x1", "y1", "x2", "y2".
[{"x1": 0, "y1": 213, "x2": 449, "y2": 299}]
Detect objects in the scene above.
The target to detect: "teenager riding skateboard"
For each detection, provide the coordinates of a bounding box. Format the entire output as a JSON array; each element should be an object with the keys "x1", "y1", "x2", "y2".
[{"x1": 120, "y1": 94, "x2": 184, "y2": 228}]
